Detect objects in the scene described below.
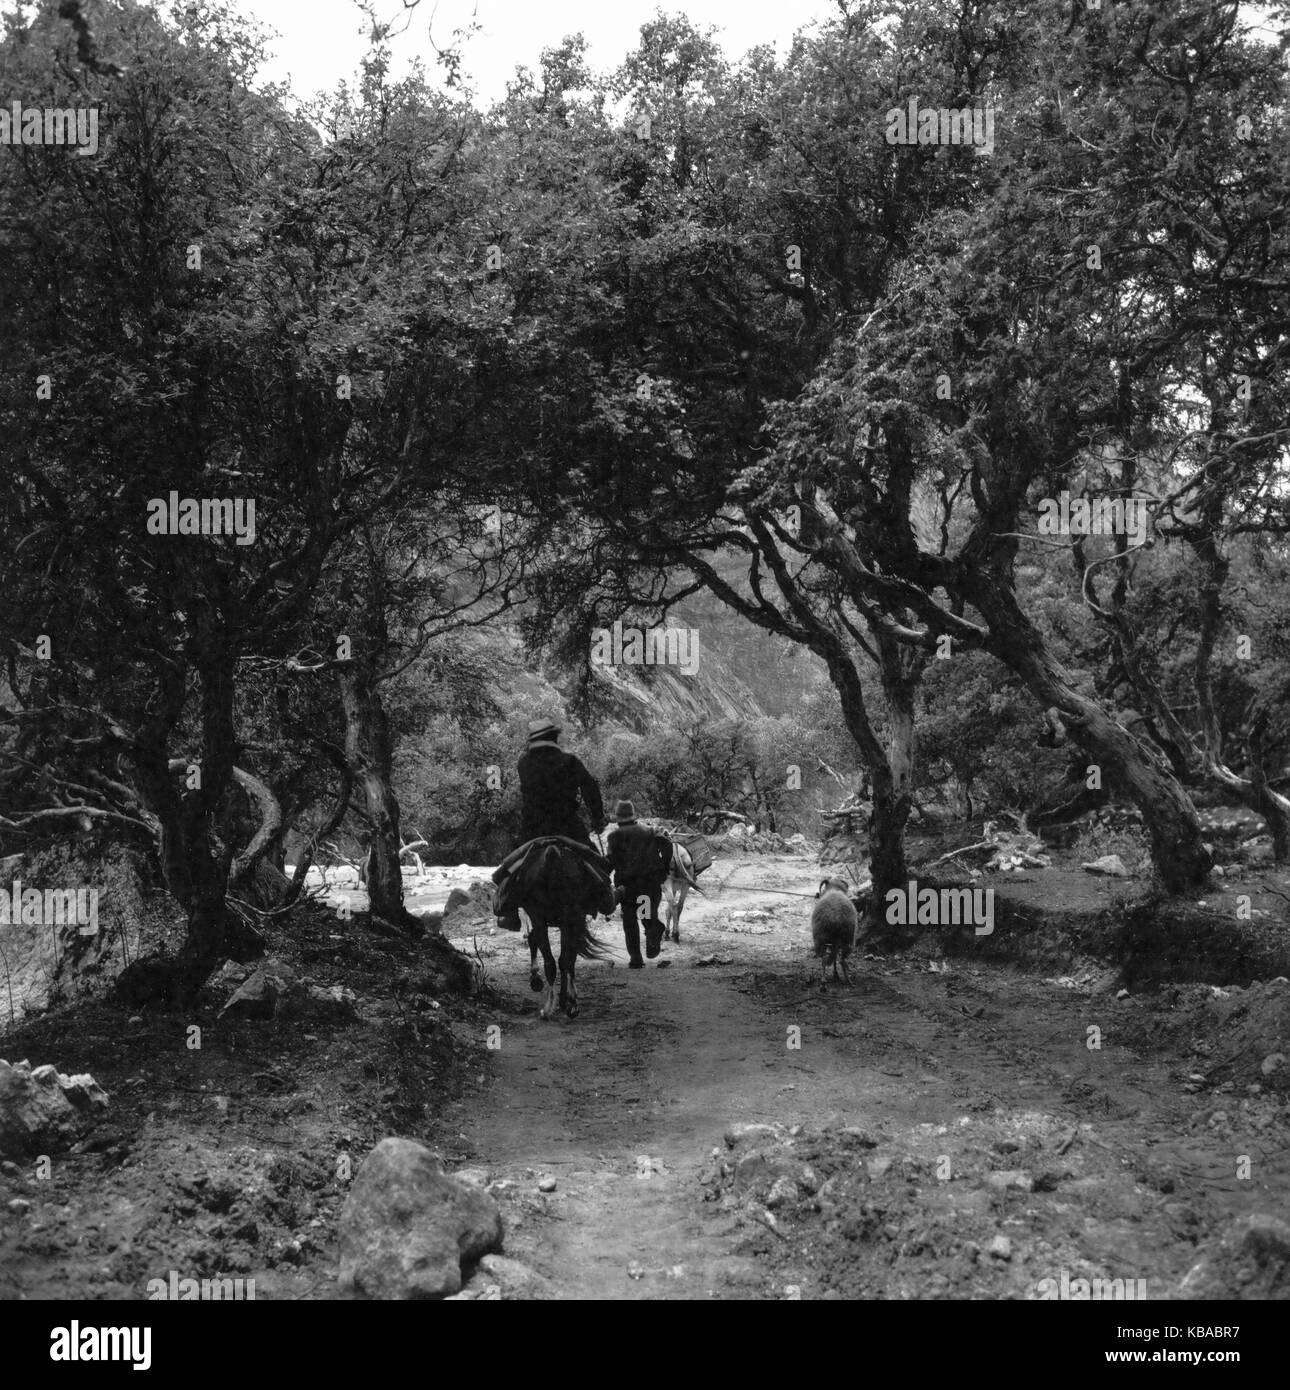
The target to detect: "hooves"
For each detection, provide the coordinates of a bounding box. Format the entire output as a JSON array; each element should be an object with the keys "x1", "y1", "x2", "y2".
[{"x1": 530, "y1": 971, "x2": 544, "y2": 992}]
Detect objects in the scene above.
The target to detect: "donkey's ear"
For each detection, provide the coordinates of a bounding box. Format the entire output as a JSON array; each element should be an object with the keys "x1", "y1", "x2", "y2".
[{"x1": 818, "y1": 880, "x2": 829, "y2": 896}]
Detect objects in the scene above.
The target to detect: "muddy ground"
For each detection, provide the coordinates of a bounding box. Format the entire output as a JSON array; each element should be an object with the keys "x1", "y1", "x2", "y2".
[{"x1": 1, "y1": 848, "x2": 1289, "y2": 1300}]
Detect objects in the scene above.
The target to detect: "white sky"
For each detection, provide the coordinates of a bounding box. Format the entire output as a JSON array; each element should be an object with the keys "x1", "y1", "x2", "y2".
[{"x1": 241, "y1": 0, "x2": 837, "y2": 106}]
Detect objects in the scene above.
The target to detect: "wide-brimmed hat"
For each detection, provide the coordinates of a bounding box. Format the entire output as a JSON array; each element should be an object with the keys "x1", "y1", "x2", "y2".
[
  {"x1": 614, "y1": 800, "x2": 637, "y2": 824},
  {"x1": 527, "y1": 718, "x2": 561, "y2": 742}
]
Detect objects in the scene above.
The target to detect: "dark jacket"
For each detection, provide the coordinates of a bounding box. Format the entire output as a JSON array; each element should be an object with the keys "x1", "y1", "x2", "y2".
[
  {"x1": 518, "y1": 742, "x2": 604, "y2": 844},
  {"x1": 606, "y1": 822, "x2": 672, "y2": 887}
]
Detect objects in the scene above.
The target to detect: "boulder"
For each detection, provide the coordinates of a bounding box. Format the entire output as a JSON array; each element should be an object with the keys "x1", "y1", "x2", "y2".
[
  {"x1": 338, "y1": 1137, "x2": 503, "y2": 1299},
  {"x1": 0, "y1": 1059, "x2": 109, "y2": 1158},
  {"x1": 217, "y1": 959, "x2": 301, "y2": 1020},
  {"x1": 217, "y1": 961, "x2": 356, "y2": 1023},
  {"x1": 443, "y1": 882, "x2": 495, "y2": 928}
]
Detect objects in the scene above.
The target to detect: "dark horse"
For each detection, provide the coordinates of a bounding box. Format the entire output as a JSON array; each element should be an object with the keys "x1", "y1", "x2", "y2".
[{"x1": 516, "y1": 842, "x2": 610, "y2": 1019}]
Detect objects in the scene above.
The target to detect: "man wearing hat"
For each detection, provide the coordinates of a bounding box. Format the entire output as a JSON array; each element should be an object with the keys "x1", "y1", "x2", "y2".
[
  {"x1": 492, "y1": 718, "x2": 608, "y2": 933},
  {"x1": 605, "y1": 800, "x2": 673, "y2": 968},
  {"x1": 517, "y1": 718, "x2": 605, "y2": 848}
]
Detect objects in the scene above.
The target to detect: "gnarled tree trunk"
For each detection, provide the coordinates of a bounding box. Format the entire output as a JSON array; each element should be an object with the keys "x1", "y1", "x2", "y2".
[
  {"x1": 338, "y1": 661, "x2": 421, "y2": 932},
  {"x1": 972, "y1": 578, "x2": 1211, "y2": 891}
]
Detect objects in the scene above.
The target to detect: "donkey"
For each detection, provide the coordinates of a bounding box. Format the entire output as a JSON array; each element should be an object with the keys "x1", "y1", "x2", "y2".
[
  {"x1": 516, "y1": 841, "x2": 611, "y2": 1019},
  {"x1": 661, "y1": 842, "x2": 698, "y2": 943}
]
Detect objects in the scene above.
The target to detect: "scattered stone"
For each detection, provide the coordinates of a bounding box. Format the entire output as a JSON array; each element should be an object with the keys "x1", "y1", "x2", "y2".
[
  {"x1": 836, "y1": 1126, "x2": 879, "y2": 1148},
  {"x1": 986, "y1": 1170, "x2": 1033, "y2": 1193},
  {"x1": 733, "y1": 1148, "x2": 807, "y2": 1193},
  {"x1": 7, "y1": 1198, "x2": 31, "y2": 1215},
  {"x1": 987, "y1": 1234, "x2": 1012, "y2": 1261},
  {"x1": 1261, "y1": 1053, "x2": 1286, "y2": 1076},
  {"x1": 866, "y1": 1155, "x2": 894, "y2": 1180},
  {"x1": 338, "y1": 1137, "x2": 503, "y2": 1299},
  {"x1": 1082, "y1": 854, "x2": 1129, "y2": 878},
  {"x1": 213, "y1": 960, "x2": 251, "y2": 988},
  {"x1": 294, "y1": 984, "x2": 359, "y2": 1022},
  {"x1": 723, "y1": 1122, "x2": 783, "y2": 1149},
  {"x1": 453, "y1": 1167, "x2": 491, "y2": 1188},
  {"x1": 765, "y1": 1175, "x2": 800, "y2": 1209},
  {"x1": 537, "y1": 1175, "x2": 557, "y2": 1193},
  {"x1": 455, "y1": 1254, "x2": 553, "y2": 1300},
  {"x1": 1116, "y1": 989, "x2": 1129, "y2": 999}
]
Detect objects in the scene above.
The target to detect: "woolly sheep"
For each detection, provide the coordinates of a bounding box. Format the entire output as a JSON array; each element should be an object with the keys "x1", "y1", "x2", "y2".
[{"x1": 811, "y1": 877, "x2": 858, "y2": 990}]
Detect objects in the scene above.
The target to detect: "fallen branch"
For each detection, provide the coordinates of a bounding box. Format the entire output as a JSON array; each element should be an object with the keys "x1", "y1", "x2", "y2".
[{"x1": 922, "y1": 839, "x2": 994, "y2": 871}]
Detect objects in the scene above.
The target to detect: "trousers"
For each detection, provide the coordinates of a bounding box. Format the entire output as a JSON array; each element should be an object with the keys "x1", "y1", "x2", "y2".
[{"x1": 619, "y1": 878, "x2": 664, "y2": 962}]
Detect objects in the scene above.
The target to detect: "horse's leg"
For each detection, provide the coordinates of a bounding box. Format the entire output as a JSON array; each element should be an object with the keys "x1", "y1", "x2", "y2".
[
  {"x1": 528, "y1": 918, "x2": 543, "y2": 992},
  {"x1": 560, "y1": 917, "x2": 580, "y2": 1018},
  {"x1": 533, "y1": 916, "x2": 558, "y2": 1019},
  {"x1": 540, "y1": 927, "x2": 558, "y2": 1020}
]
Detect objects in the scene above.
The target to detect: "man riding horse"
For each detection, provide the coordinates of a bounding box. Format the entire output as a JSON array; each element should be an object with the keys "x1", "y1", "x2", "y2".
[
  {"x1": 494, "y1": 717, "x2": 607, "y2": 930},
  {"x1": 518, "y1": 718, "x2": 605, "y2": 850},
  {"x1": 491, "y1": 718, "x2": 613, "y2": 1018}
]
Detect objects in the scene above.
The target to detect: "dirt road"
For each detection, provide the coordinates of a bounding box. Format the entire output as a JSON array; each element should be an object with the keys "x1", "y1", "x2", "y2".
[
  {"x1": 441, "y1": 854, "x2": 1290, "y2": 1300},
  {"x1": 3, "y1": 852, "x2": 1286, "y2": 1301}
]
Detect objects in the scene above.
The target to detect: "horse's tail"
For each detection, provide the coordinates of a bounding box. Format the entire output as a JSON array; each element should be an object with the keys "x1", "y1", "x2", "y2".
[{"x1": 569, "y1": 912, "x2": 613, "y2": 961}]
